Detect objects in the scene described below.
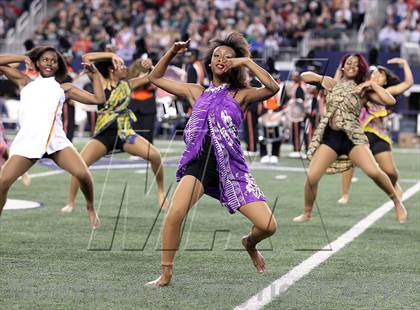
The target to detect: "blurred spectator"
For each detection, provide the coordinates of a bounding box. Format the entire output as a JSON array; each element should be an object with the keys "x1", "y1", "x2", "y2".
[
  {"x1": 0, "y1": 1, "x2": 33, "y2": 38},
  {"x1": 379, "y1": 18, "x2": 400, "y2": 51}
]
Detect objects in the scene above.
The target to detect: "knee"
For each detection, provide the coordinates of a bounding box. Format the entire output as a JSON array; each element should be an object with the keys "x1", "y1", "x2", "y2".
[
  {"x1": 305, "y1": 174, "x2": 319, "y2": 188},
  {"x1": 73, "y1": 168, "x2": 92, "y2": 183},
  {"x1": 165, "y1": 206, "x2": 187, "y2": 226},
  {"x1": 386, "y1": 168, "x2": 399, "y2": 184},
  {"x1": 149, "y1": 148, "x2": 162, "y2": 164},
  {"x1": 260, "y1": 216, "x2": 277, "y2": 236}
]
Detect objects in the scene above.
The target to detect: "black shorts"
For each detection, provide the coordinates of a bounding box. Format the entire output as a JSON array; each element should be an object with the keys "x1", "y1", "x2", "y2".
[
  {"x1": 321, "y1": 125, "x2": 355, "y2": 156},
  {"x1": 93, "y1": 121, "x2": 136, "y2": 153},
  {"x1": 366, "y1": 132, "x2": 391, "y2": 155},
  {"x1": 184, "y1": 136, "x2": 219, "y2": 188}
]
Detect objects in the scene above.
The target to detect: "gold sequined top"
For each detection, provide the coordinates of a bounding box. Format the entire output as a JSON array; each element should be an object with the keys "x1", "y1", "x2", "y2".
[{"x1": 307, "y1": 79, "x2": 368, "y2": 174}]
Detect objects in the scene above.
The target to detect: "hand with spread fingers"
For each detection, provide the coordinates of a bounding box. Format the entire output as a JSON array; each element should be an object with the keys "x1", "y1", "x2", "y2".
[{"x1": 170, "y1": 39, "x2": 191, "y2": 55}]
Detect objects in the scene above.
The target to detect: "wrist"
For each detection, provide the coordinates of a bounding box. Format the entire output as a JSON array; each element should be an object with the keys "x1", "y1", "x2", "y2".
[
  {"x1": 168, "y1": 48, "x2": 177, "y2": 57},
  {"x1": 243, "y1": 57, "x2": 252, "y2": 67}
]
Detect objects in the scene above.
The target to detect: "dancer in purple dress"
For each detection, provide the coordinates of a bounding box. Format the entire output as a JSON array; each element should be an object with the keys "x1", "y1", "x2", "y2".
[{"x1": 146, "y1": 32, "x2": 280, "y2": 287}]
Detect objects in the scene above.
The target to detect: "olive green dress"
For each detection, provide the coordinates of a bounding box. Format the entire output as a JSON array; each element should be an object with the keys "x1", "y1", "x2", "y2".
[{"x1": 307, "y1": 79, "x2": 368, "y2": 174}]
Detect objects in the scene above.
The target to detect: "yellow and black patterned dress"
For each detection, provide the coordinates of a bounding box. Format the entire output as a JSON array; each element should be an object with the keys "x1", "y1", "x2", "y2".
[
  {"x1": 307, "y1": 79, "x2": 368, "y2": 174},
  {"x1": 93, "y1": 80, "x2": 138, "y2": 151}
]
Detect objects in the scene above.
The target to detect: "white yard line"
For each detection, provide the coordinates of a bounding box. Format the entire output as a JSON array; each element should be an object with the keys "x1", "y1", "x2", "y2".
[
  {"x1": 27, "y1": 170, "x2": 64, "y2": 178},
  {"x1": 235, "y1": 182, "x2": 420, "y2": 310}
]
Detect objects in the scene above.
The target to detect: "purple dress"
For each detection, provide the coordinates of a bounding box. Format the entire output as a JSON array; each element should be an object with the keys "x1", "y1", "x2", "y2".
[{"x1": 176, "y1": 83, "x2": 267, "y2": 214}]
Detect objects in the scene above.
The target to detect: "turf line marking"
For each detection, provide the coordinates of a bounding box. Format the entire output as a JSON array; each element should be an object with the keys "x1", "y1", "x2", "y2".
[
  {"x1": 235, "y1": 182, "x2": 420, "y2": 310},
  {"x1": 28, "y1": 171, "x2": 64, "y2": 178}
]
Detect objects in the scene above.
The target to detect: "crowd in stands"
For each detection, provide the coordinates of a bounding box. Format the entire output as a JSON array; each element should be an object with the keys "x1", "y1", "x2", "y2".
[
  {"x1": 3, "y1": 0, "x2": 420, "y2": 63},
  {"x1": 376, "y1": 0, "x2": 420, "y2": 51},
  {"x1": 0, "y1": 0, "x2": 33, "y2": 38},
  {"x1": 22, "y1": 0, "x2": 374, "y2": 67}
]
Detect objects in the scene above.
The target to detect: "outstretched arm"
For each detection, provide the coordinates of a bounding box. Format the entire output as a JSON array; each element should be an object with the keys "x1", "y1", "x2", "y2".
[
  {"x1": 386, "y1": 58, "x2": 414, "y2": 96},
  {"x1": 0, "y1": 54, "x2": 31, "y2": 88},
  {"x1": 148, "y1": 40, "x2": 203, "y2": 105},
  {"x1": 62, "y1": 63, "x2": 105, "y2": 104},
  {"x1": 228, "y1": 58, "x2": 279, "y2": 107},
  {"x1": 300, "y1": 71, "x2": 336, "y2": 91}
]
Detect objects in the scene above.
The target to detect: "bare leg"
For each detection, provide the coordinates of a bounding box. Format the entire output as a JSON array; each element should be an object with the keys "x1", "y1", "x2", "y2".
[
  {"x1": 239, "y1": 201, "x2": 277, "y2": 272},
  {"x1": 123, "y1": 136, "x2": 167, "y2": 208},
  {"x1": 62, "y1": 140, "x2": 107, "y2": 212},
  {"x1": 349, "y1": 144, "x2": 407, "y2": 223},
  {"x1": 145, "y1": 175, "x2": 204, "y2": 287},
  {"x1": 338, "y1": 168, "x2": 353, "y2": 204},
  {"x1": 2, "y1": 149, "x2": 31, "y2": 187},
  {"x1": 293, "y1": 144, "x2": 337, "y2": 222},
  {"x1": 374, "y1": 151, "x2": 402, "y2": 200},
  {"x1": 52, "y1": 147, "x2": 101, "y2": 229},
  {"x1": 0, "y1": 155, "x2": 35, "y2": 215}
]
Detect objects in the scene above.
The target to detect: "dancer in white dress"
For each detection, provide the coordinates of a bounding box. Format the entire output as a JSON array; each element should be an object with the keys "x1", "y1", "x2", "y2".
[{"x1": 0, "y1": 46, "x2": 105, "y2": 228}]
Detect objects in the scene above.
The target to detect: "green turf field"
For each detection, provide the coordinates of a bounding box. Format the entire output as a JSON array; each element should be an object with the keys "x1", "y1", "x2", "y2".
[{"x1": 1, "y1": 140, "x2": 419, "y2": 309}]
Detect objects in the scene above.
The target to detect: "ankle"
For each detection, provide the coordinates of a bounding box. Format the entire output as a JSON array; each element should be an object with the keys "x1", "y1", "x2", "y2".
[
  {"x1": 303, "y1": 207, "x2": 313, "y2": 217},
  {"x1": 162, "y1": 264, "x2": 173, "y2": 276}
]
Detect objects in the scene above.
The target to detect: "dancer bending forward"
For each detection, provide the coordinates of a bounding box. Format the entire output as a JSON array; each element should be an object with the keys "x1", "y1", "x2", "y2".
[
  {"x1": 293, "y1": 54, "x2": 407, "y2": 224},
  {"x1": 0, "y1": 46, "x2": 104, "y2": 228},
  {"x1": 337, "y1": 58, "x2": 413, "y2": 204},
  {"x1": 62, "y1": 52, "x2": 167, "y2": 212},
  {"x1": 146, "y1": 32, "x2": 279, "y2": 287}
]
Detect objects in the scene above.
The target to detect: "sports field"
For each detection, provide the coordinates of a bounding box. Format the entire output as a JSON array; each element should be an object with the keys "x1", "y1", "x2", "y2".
[{"x1": 1, "y1": 139, "x2": 419, "y2": 309}]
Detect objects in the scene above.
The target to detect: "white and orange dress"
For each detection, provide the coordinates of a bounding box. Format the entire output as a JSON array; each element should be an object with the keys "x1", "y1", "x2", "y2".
[{"x1": 9, "y1": 75, "x2": 72, "y2": 159}]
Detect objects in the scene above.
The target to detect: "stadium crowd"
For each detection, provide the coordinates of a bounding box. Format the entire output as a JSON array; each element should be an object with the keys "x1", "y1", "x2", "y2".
[
  {"x1": 1, "y1": 0, "x2": 419, "y2": 160},
  {"x1": 0, "y1": 0, "x2": 33, "y2": 38},
  {"x1": 25, "y1": 0, "x2": 375, "y2": 62}
]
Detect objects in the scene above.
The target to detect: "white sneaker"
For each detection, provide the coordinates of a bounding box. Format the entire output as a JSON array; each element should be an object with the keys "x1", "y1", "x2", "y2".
[
  {"x1": 288, "y1": 152, "x2": 301, "y2": 159},
  {"x1": 260, "y1": 155, "x2": 270, "y2": 163},
  {"x1": 269, "y1": 155, "x2": 278, "y2": 164}
]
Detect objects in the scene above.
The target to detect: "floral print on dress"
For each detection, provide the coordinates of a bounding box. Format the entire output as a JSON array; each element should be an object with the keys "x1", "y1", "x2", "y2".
[{"x1": 243, "y1": 173, "x2": 264, "y2": 199}]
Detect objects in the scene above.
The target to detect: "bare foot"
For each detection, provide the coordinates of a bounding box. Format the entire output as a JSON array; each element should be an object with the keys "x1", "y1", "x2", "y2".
[
  {"x1": 292, "y1": 214, "x2": 312, "y2": 222},
  {"x1": 61, "y1": 203, "x2": 75, "y2": 213},
  {"x1": 395, "y1": 201, "x2": 407, "y2": 224},
  {"x1": 21, "y1": 173, "x2": 31, "y2": 187},
  {"x1": 145, "y1": 266, "x2": 173, "y2": 287},
  {"x1": 337, "y1": 195, "x2": 349, "y2": 204},
  {"x1": 241, "y1": 236, "x2": 265, "y2": 273},
  {"x1": 87, "y1": 208, "x2": 101, "y2": 229}
]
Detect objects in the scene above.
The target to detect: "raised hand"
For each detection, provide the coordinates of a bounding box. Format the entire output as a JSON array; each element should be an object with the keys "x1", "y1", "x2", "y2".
[
  {"x1": 111, "y1": 54, "x2": 124, "y2": 70},
  {"x1": 170, "y1": 39, "x2": 191, "y2": 55},
  {"x1": 83, "y1": 62, "x2": 99, "y2": 79},
  {"x1": 24, "y1": 56, "x2": 34, "y2": 71},
  {"x1": 141, "y1": 58, "x2": 153, "y2": 71},
  {"x1": 352, "y1": 80, "x2": 373, "y2": 95},
  {"x1": 387, "y1": 58, "x2": 407, "y2": 66}
]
